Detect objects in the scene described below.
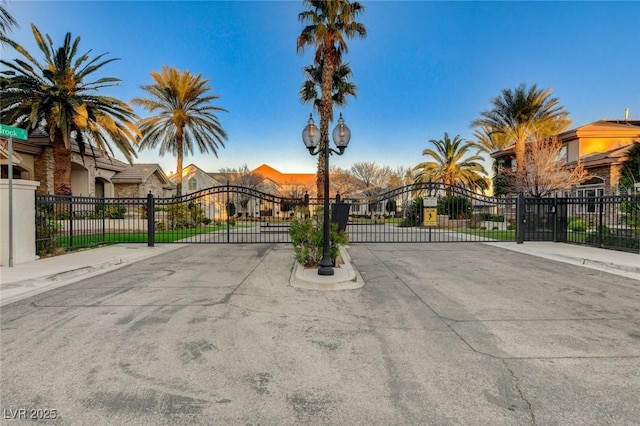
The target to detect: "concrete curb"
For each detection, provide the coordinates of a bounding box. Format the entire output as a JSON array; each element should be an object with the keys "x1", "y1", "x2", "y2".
[
  {"x1": 289, "y1": 246, "x2": 365, "y2": 291},
  {"x1": 0, "y1": 244, "x2": 186, "y2": 306},
  {"x1": 483, "y1": 242, "x2": 640, "y2": 281}
]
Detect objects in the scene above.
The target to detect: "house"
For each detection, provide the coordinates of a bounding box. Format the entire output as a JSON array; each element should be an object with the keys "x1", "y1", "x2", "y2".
[
  {"x1": 167, "y1": 163, "x2": 222, "y2": 194},
  {"x1": 491, "y1": 119, "x2": 640, "y2": 196},
  {"x1": 112, "y1": 164, "x2": 174, "y2": 198},
  {"x1": 1, "y1": 127, "x2": 174, "y2": 198}
]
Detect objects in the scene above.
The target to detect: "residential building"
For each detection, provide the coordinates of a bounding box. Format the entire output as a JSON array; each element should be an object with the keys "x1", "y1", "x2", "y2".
[
  {"x1": 1, "y1": 127, "x2": 174, "y2": 197},
  {"x1": 491, "y1": 119, "x2": 640, "y2": 196}
]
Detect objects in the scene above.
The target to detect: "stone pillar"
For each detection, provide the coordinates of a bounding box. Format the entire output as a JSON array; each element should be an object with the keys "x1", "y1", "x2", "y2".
[{"x1": 0, "y1": 179, "x2": 40, "y2": 265}]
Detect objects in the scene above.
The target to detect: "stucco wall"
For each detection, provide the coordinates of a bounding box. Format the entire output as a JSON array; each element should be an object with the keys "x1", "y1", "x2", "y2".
[{"x1": 0, "y1": 179, "x2": 40, "y2": 265}]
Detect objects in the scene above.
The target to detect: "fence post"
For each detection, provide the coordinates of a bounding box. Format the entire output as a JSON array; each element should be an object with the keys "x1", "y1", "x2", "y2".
[
  {"x1": 147, "y1": 192, "x2": 155, "y2": 247},
  {"x1": 68, "y1": 195, "x2": 74, "y2": 249},
  {"x1": 516, "y1": 192, "x2": 525, "y2": 244},
  {"x1": 598, "y1": 196, "x2": 604, "y2": 247},
  {"x1": 226, "y1": 181, "x2": 230, "y2": 244}
]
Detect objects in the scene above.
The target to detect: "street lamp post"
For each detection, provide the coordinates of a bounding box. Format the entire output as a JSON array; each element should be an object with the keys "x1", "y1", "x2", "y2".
[{"x1": 302, "y1": 112, "x2": 351, "y2": 275}]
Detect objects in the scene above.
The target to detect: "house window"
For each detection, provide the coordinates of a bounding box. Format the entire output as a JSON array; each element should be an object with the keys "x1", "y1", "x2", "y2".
[
  {"x1": 188, "y1": 178, "x2": 197, "y2": 191},
  {"x1": 576, "y1": 188, "x2": 604, "y2": 213}
]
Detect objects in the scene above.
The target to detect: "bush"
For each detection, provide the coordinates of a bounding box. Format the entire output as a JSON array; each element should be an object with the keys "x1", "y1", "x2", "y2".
[
  {"x1": 35, "y1": 206, "x2": 61, "y2": 256},
  {"x1": 96, "y1": 204, "x2": 126, "y2": 219},
  {"x1": 289, "y1": 213, "x2": 348, "y2": 267},
  {"x1": 400, "y1": 197, "x2": 423, "y2": 227},
  {"x1": 568, "y1": 217, "x2": 587, "y2": 232},
  {"x1": 438, "y1": 196, "x2": 472, "y2": 219}
]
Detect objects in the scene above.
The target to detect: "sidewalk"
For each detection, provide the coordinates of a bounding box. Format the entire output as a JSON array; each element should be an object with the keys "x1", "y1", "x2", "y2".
[
  {"x1": 1, "y1": 241, "x2": 638, "y2": 307},
  {"x1": 0, "y1": 244, "x2": 186, "y2": 306},
  {"x1": 485, "y1": 241, "x2": 640, "y2": 280}
]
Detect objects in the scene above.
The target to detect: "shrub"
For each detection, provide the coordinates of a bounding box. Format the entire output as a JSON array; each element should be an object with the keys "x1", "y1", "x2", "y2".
[
  {"x1": 400, "y1": 197, "x2": 423, "y2": 227},
  {"x1": 289, "y1": 213, "x2": 348, "y2": 267},
  {"x1": 35, "y1": 206, "x2": 60, "y2": 256},
  {"x1": 568, "y1": 217, "x2": 587, "y2": 232},
  {"x1": 99, "y1": 204, "x2": 126, "y2": 219},
  {"x1": 438, "y1": 196, "x2": 472, "y2": 219}
]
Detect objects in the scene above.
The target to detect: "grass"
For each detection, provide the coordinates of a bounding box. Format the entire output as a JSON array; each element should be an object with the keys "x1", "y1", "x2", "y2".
[{"x1": 55, "y1": 224, "x2": 228, "y2": 247}]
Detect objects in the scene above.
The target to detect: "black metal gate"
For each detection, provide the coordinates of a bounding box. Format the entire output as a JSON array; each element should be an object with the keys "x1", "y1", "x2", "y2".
[
  {"x1": 150, "y1": 185, "x2": 306, "y2": 244},
  {"x1": 34, "y1": 183, "x2": 517, "y2": 254},
  {"x1": 341, "y1": 182, "x2": 516, "y2": 243}
]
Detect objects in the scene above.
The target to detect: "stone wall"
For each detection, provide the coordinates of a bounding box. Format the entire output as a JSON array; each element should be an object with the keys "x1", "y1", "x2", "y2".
[
  {"x1": 115, "y1": 183, "x2": 140, "y2": 198},
  {"x1": 34, "y1": 147, "x2": 54, "y2": 195}
]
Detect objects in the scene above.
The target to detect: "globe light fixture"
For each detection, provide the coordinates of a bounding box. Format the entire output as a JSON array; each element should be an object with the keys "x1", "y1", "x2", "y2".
[{"x1": 302, "y1": 112, "x2": 351, "y2": 275}]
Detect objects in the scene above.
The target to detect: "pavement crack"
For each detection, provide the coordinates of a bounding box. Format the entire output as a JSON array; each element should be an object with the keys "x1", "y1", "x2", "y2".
[
  {"x1": 217, "y1": 246, "x2": 275, "y2": 305},
  {"x1": 503, "y1": 360, "x2": 536, "y2": 425}
]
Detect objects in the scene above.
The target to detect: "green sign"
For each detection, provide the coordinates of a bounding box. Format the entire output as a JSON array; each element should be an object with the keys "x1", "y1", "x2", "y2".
[{"x1": 0, "y1": 124, "x2": 28, "y2": 141}]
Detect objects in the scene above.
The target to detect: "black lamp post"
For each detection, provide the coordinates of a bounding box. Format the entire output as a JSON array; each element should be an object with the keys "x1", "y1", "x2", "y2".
[{"x1": 302, "y1": 112, "x2": 351, "y2": 275}]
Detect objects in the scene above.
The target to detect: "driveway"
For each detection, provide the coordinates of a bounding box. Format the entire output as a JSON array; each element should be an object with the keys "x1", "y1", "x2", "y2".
[{"x1": 1, "y1": 243, "x2": 638, "y2": 424}]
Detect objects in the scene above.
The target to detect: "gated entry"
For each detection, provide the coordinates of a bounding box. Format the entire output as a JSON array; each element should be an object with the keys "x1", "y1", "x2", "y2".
[
  {"x1": 35, "y1": 184, "x2": 637, "y2": 253},
  {"x1": 343, "y1": 182, "x2": 515, "y2": 243},
  {"x1": 150, "y1": 185, "x2": 306, "y2": 244},
  {"x1": 34, "y1": 183, "x2": 516, "y2": 253}
]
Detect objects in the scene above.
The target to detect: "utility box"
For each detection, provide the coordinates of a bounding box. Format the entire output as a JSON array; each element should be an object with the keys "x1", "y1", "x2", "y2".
[{"x1": 331, "y1": 203, "x2": 350, "y2": 233}]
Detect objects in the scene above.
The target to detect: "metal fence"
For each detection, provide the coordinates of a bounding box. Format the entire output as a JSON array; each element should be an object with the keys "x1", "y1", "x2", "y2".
[
  {"x1": 35, "y1": 189, "x2": 639, "y2": 255},
  {"x1": 35, "y1": 194, "x2": 148, "y2": 255},
  {"x1": 523, "y1": 195, "x2": 640, "y2": 253}
]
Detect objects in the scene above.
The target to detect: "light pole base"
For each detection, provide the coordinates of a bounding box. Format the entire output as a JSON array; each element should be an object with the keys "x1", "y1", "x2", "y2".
[
  {"x1": 317, "y1": 265, "x2": 335, "y2": 276},
  {"x1": 318, "y1": 254, "x2": 335, "y2": 275}
]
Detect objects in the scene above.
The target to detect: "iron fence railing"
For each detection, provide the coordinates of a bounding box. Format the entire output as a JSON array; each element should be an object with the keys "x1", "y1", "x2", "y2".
[
  {"x1": 34, "y1": 188, "x2": 639, "y2": 255},
  {"x1": 35, "y1": 194, "x2": 147, "y2": 255},
  {"x1": 523, "y1": 195, "x2": 639, "y2": 253}
]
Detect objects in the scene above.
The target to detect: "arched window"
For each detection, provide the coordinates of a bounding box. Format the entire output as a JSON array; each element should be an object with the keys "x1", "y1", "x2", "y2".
[{"x1": 188, "y1": 178, "x2": 197, "y2": 191}]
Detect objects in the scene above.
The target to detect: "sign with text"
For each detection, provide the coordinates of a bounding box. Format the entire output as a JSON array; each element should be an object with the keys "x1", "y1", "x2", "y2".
[
  {"x1": 424, "y1": 197, "x2": 438, "y2": 207},
  {"x1": 0, "y1": 124, "x2": 28, "y2": 141},
  {"x1": 423, "y1": 208, "x2": 437, "y2": 226}
]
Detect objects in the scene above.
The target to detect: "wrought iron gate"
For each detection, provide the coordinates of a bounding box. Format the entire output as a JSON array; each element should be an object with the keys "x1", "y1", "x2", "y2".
[
  {"x1": 342, "y1": 182, "x2": 515, "y2": 243},
  {"x1": 150, "y1": 185, "x2": 305, "y2": 244}
]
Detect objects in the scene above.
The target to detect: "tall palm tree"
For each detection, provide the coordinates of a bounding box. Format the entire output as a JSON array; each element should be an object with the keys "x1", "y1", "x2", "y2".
[
  {"x1": 132, "y1": 66, "x2": 228, "y2": 196},
  {"x1": 0, "y1": 0, "x2": 18, "y2": 41},
  {"x1": 413, "y1": 133, "x2": 489, "y2": 192},
  {"x1": 1, "y1": 24, "x2": 139, "y2": 195},
  {"x1": 300, "y1": 60, "x2": 357, "y2": 196},
  {"x1": 472, "y1": 83, "x2": 570, "y2": 191},
  {"x1": 300, "y1": 61, "x2": 357, "y2": 119},
  {"x1": 297, "y1": 0, "x2": 366, "y2": 198}
]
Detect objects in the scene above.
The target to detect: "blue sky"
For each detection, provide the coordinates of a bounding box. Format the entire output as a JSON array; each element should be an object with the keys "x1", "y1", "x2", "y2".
[{"x1": 3, "y1": 1, "x2": 640, "y2": 175}]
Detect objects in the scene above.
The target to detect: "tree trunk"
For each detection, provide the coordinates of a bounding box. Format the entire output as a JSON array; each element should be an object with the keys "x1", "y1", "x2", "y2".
[
  {"x1": 53, "y1": 131, "x2": 72, "y2": 195},
  {"x1": 514, "y1": 137, "x2": 525, "y2": 193},
  {"x1": 176, "y1": 129, "x2": 184, "y2": 197},
  {"x1": 318, "y1": 44, "x2": 337, "y2": 199}
]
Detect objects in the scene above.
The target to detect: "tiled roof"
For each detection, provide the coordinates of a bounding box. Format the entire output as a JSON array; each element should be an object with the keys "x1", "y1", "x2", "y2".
[
  {"x1": 252, "y1": 164, "x2": 315, "y2": 186},
  {"x1": 567, "y1": 144, "x2": 634, "y2": 166},
  {"x1": 112, "y1": 163, "x2": 171, "y2": 185}
]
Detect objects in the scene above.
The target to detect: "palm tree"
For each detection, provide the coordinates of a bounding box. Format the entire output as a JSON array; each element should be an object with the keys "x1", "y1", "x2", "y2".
[
  {"x1": 0, "y1": 24, "x2": 139, "y2": 195},
  {"x1": 300, "y1": 61, "x2": 357, "y2": 118},
  {"x1": 297, "y1": 0, "x2": 366, "y2": 198},
  {"x1": 300, "y1": 60, "x2": 357, "y2": 196},
  {"x1": 472, "y1": 83, "x2": 571, "y2": 191},
  {"x1": 472, "y1": 126, "x2": 512, "y2": 155},
  {"x1": 0, "y1": 0, "x2": 18, "y2": 40},
  {"x1": 132, "y1": 66, "x2": 228, "y2": 196},
  {"x1": 413, "y1": 133, "x2": 489, "y2": 192}
]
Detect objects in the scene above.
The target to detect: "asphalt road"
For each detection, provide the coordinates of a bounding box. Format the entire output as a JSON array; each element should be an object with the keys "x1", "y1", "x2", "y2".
[{"x1": 1, "y1": 243, "x2": 639, "y2": 425}]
